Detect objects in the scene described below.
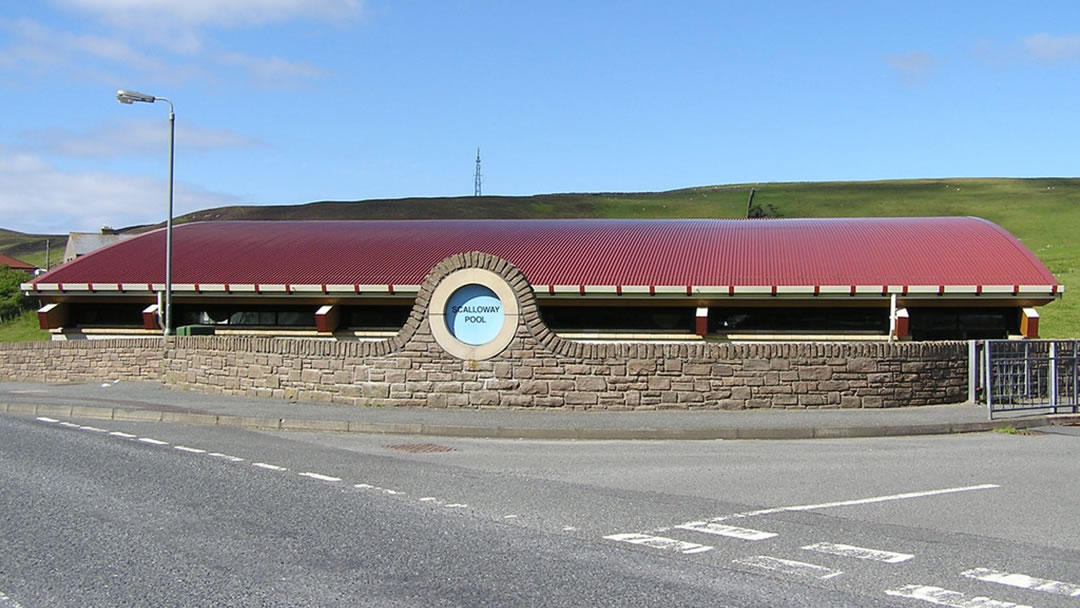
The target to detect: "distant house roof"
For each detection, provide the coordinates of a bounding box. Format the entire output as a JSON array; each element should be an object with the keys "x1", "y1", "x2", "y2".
[
  {"x1": 0, "y1": 253, "x2": 36, "y2": 272},
  {"x1": 63, "y1": 232, "x2": 137, "y2": 263},
  {"x1": 28, "y1": 218, "x2": 1061, "y2": 300}
]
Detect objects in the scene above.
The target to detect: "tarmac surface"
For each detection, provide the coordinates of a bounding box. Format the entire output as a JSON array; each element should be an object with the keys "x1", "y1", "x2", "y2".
[{"x1": 2, "y1": 380, "x2": 1078, "y2": 440}]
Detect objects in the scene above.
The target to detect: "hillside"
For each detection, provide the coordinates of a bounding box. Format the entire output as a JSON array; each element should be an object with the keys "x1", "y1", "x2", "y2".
[{"x1": 2, "y1": 178, "x2": 1077, "y2": 336}]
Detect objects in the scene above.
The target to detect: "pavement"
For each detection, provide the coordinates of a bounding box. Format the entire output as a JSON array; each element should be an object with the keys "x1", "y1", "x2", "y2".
[{"x1": 2, "y1": 380, "x2": 1079, "y2": 441}]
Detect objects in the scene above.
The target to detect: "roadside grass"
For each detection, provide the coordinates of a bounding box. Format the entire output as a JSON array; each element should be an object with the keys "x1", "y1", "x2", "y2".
[{"x1": 0, "y1": 309, "x2": 48, "y2": 342}]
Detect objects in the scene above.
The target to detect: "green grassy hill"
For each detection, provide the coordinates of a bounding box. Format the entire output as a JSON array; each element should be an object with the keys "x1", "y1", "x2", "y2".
[{"x1": 2, "y1": 178, "x2": 1077, "y2": 336}]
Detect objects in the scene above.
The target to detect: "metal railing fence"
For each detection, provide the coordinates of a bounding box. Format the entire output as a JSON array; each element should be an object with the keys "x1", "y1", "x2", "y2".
[{"x1": 979, "y1": 340, "x2": 1080, "y2": 419}]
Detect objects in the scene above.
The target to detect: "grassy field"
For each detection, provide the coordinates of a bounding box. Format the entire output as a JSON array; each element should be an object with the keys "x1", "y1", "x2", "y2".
[
  {"x1": 0, "y1": 309, "x2": 49, "y2": 342},
  {"x1": 1, "y1": 177, "x2": 1077, "y2": 339}
]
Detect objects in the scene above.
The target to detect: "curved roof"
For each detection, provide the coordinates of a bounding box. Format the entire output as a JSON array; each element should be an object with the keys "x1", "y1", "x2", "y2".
[{"x1": 29, "y1": 218, "x2": 1059, "y2": 295}]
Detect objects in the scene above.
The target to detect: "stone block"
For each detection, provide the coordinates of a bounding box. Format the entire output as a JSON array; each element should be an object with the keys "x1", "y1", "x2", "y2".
[
  {"x1": 361, "y1": 383, "x2": 389, "y2": 399},
  {"x1": 471, "y1": 391, "x2": 500, "y2": 406},
  {"x1": 577, "y1": 376, "x2": 606, "y2": 391},
  {"x1": 627, "y1": 360, "x2": 656, "y2": 375},
  {"x1": 565, "y1": 392, "x2": 598, "y2": 406}
]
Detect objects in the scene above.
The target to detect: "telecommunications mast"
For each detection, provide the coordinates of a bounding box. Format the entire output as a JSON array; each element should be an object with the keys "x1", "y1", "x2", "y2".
[{"x1": 474, "y1": 148, "x2": 482, "y2": 197}]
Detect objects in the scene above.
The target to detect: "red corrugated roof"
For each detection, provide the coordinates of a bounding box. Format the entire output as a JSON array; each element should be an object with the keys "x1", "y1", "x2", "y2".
[
  {"x1": 31, "y1": 218, "x2": 1058, "y2": 288},
  {"x1": 0, "y1": 253, "x2": 36, "y2": 271}
]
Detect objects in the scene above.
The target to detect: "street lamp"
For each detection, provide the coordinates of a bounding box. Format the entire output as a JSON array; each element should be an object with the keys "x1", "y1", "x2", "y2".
[{"x1": 116, "y1": 89, "x2": 175, "y2": 336}]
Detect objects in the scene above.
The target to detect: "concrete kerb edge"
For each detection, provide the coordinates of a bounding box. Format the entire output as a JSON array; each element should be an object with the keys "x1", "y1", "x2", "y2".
[{"x1": 5, "y1": 402, "x2": 1077, "y2": 440}]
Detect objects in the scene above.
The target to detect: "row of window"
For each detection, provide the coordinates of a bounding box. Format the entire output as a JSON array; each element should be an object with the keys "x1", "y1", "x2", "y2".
[{"x1": 68, "y1": 304, "x2": 1019, "y2": 340}]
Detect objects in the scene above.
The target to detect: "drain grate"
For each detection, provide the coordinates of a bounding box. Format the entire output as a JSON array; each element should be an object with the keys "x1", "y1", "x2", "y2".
[{"x1": 384, "y1": 443, "x2": 456, "y2": 454}]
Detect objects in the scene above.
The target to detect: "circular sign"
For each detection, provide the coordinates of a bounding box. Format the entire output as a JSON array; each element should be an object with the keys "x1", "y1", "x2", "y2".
[{"x1": 445, "y1": 284, "x2": 504, "y2": 345}]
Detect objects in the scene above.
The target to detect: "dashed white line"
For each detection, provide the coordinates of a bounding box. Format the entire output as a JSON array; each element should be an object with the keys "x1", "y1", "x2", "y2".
[
  {"x1": 208, "y1": 452, "x2": 244, "y2": 462},
  {"x1": 676, "y1": 521, "x2": 777, "y2": 541},
  {"x1": 444, "y1": 503, "x2": 468, "y2": 509},
  {"x1": 802, "y1": 542, "x2": 914, "y2": 563},
  {"x1": 605, "y1": 533, "x2": 713, "y2": 555},
  {"x1": 78, "y1": 425, "x2": 109, "y2": 432},
  {"x1": 59, "y1": 421, "x2": 80, "y2": 428},
  {"x1": 174, "y1": 446, "x2": 207, "y2": 454},
  {"x1": 252, "y1": 462, "x2": 288, "y2": 471},
  {"x1": 299, "y1": 472, "x2": 341, "y2": 482},
  {"x1": 109, "y1": 431, "x2": 137, "y2": 438},
  {"x1": 383, "y1": 489, "x2": 402, "y2": 495},
  {"x1": 736, "y1": 555, "x2": 843, "y2": 580},
  {"x1": 962, "y1": 567, "x2": 1080, "y2": 597},
  {"x1": 503, "y1": 515, "x2": 518, "y2": 519},
  {"x1": 714, "y1": 484, "x2": 1001, "y2": 522},
  {"x1": 35, "y1": 417, "x2": 58, "y2": 423},
  {"x1": 886, "y1": 584, "x2": 1031, "y2": 608},
  {"x1": 418, "y1": 496, "x2": 437, "y2": 501},
  {"x1": 137, "y1": 437, "x2": 168, "y2": 445}
]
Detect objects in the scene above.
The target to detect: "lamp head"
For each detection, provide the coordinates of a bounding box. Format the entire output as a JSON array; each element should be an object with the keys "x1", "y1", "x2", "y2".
[{"x1": 116, "y1": 89, "x2": 156, "y2": 104}]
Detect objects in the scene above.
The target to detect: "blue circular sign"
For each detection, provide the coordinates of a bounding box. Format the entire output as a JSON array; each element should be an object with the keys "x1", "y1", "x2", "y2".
[{"x1": 445, "y1": 284, "x2": 505, "y2": 346}]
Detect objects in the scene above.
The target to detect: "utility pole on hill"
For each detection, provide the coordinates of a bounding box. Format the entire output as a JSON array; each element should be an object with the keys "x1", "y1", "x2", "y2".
[{"x1": 474, "y1": 148, "x2": 482, "y2": 197}]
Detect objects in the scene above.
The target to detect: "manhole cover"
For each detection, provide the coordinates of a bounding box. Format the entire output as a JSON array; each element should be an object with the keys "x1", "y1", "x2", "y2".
[{"x1": 384, "y1": 443, "x2": 456, "y2": 453}]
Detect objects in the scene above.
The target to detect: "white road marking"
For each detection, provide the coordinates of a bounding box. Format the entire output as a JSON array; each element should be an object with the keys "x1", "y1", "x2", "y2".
[
  {"x1": 418, "y1": 496, "x2": 437, "y2": 501},
  {"x1": 886, "y1": 584, "x2": 1031, "y2": 607},
  {"x1": 35, "y1": 417, "x2": 58, "y2": 423},
  {"x1": 208, "y1": 452, "x2": 244, "y2": 462},
  {"x1": 59, "y1": 421, "x2": 80, "y2": 427},
  {"x1": 174, "y1": 446, "x2": 206, "y2": 454},
  {"x1": 676, "y1": 521, "x2": 777, "y2": 541},
  {"x1": 802, "y1": 542, "x2": 914, "y2": 563},
  {"x1": 714, "y1": 484, "x2": 1000, "y2": 522},
  {"x1": 137, "y1": 437, "x2": 168, "y2": 445},
  {"x1": 735, "y1": 555, "x2": 843, "y2": 580},
  {"x1": 605, "y1": 533, "x2": 713, "y2": 555},
  {"x1": 78, "y1": 426, "x2": 108, "y2": 432},
  {"x1": 962, "y1": 567, "x2": 1080, "y2": 597},
  {"x1": 383, "y1": 489, "x2": 402, "y2": 495},
  {"x1": 563, "y1": 526, "x2": 577, "y2": 531},
  {"x1": 503, "y1": 515, "x2": 518, "y2": 519},
  {"x1": 109, "y1": 431, "x2": 137, "y2": 438},
  {"x1": 299, "y1": 472, "x2": 341, "y2": 482},
  {"x1": 0, "y1": 589, "x2": 26, "y2": 608},
  {"x1": 444, "y1": 503, "x2": 468, "y2": 509},
  {"x1": 252, "y1": 462, "x2": 288, "y2": 471}
]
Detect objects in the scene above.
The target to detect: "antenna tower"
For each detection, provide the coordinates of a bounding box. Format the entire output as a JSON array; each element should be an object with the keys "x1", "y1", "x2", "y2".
[{"x1": 474, "y1": 148, "x2": 482, "y2": 197}]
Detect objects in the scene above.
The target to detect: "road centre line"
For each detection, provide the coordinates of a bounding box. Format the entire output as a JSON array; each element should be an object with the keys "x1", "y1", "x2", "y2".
[
  {"x1": 675, "y1": 521, "x2": 777, "y2": 541},
  {"x1": 78, "y1": 426, "x2": 108, "y2": 432},
  {"x1": 962, "y1": 567, "x2": 1080, "y2": 597},
  {"x1": 252, "y1": 462, "x2": 288, "y2": 471},
  {"x1": 174, "y1": 446, "x2": 206, "y2": 454},
  {"x1": 735, "y1": 555, "x2": 843, "y2": 580},
  {"x1": 886, "y1": 584, "x2": 1031, "y2": 608},
  {"x1": 605, "y1": 533, "x2": 713, "y2": 555},
  {"x1": 299, "y1": 472, "x2": 341, "y2": 482},
  {"x1": 109, "y1": 431, "x2": 137, "y2": 438},
  {"x1": 35, "y1": 417, "x2": 58, "y2": 423},
  {"x1": 137, "y1": 437, "x2": 168, "y2": 445},
  {"x1": 208, "y1": 452, "x2": 244, "y2": 462},
  {"x1": 712, "y1": 484, "x2": 1001, "y2": 522},
  {"x1": 802, "y1": 542, "x2": 914, "y2": 563}
]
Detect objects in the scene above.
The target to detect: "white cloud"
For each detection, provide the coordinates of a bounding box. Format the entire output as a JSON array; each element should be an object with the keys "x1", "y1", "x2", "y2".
[
  {"x1": 1024, "y1": 33, "x2": 1080, "y2": 63},
  {"x1": 886, "y1": 51, "x2": 938, "y2": 84},
  {"x1": 53, "y1": 0, "x2": 363, "y2": 29},
  {"x1": 20, "y1": 120, "x2": 264, "y2": 159},
  {"x1": 0, "y1": 148, "x2": 241, "y2": 234}
]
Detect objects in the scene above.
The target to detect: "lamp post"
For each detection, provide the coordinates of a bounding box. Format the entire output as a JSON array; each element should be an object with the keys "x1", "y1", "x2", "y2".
[{"x1": 116, "y1": 89, "x2": 175, "y2": 336}]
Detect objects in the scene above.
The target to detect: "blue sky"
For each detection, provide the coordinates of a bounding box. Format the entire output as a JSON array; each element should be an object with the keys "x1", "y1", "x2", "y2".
[{"x1": 2, "y1": 1, "x2": 1079, "y2": 234}]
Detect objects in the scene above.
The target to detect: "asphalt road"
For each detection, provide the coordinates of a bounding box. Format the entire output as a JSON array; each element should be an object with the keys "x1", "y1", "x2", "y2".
[{"x1": 1, "y1": 413, "x2": 1078, "y2": 607}]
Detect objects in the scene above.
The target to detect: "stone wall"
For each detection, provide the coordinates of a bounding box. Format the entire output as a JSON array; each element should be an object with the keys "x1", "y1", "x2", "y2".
[
  {"x1": 0, "y1": 338, "x2": 163, "y2": 384},
  {"x1": 0, "y1": 252, "x2": 970, "y2": 409}
]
